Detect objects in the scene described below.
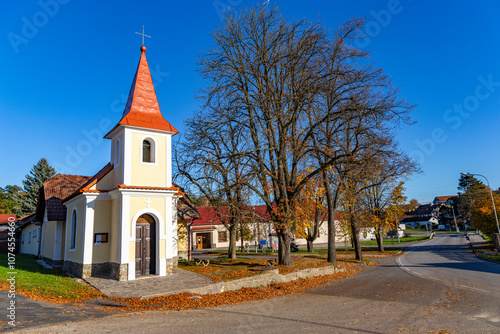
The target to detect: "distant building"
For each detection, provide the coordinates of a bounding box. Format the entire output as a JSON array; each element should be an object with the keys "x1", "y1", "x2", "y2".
[
  {"x1": 433, "y1": 196, "x2": 458, "y2": 206},
  {"x1": 18, "y1": 214, "x2": 39, "y2": 256},
  {"x1": 190, "y1": 206, "x2": 375, "y2": 250},
  {"x1": 0, "y1": 214, "x2": 17, "y2": 240},
  {"x1": 413, "y1": 204, "x2": 440, "y2": 218},
  {"x1": 399, "y1": 215, "x2": 439, "y2": 228}
]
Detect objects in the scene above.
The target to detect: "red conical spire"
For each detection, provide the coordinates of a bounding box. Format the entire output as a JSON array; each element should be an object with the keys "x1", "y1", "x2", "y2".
[{"x1": 113, "y1": 46, "x2": 178, "y2": 134}]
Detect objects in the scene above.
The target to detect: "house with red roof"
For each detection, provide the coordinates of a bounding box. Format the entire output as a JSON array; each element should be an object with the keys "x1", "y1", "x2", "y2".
[
  {"x1": 433, "y1": 196, "x2": 458, "y2": 206},
  {"x1": 34, "y1": 44, "x2": 199, "y2": 281},
  {"x1": 0, "y1": 214, "x2": 17, "y2": 253},
  {"x1": 190, "y1": 206, "x2": 373, "y2": 250},
  {"x1": 0, "y1": 214, "x2": 17, "y2": 240}
]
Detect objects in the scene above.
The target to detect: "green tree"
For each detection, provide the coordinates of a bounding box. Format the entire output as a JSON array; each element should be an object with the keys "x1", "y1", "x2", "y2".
[
  {"x1": 0, "y1": 185, "x2": 22, "y2": 214},
  {"x1": 457, "y1": 173, "x2": 486, "y2": 224},
  {"x1": 14, "y1": 158, "x2": 57, "y2": 216}
]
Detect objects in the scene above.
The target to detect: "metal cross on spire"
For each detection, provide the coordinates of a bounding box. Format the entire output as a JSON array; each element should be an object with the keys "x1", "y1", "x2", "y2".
[{"x1": 135, "y1": 25, "x2": 151, "y2": 46}]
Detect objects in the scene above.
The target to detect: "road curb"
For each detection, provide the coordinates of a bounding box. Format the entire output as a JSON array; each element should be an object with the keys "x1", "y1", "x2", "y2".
[
  {"x1": 139, "y1": 265, "x2": 345, "y2": 299},
  {"x1": 466, "y1": 234, "x2": 500, "y2": 265}
]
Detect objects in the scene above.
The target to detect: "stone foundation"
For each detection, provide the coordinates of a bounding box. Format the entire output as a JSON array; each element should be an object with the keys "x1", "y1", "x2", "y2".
[
  {"x1": 110, "y1": 263, "x2": 128, "y2": 281},
  {"x1": 64, "y1": 261, "x2": 128, "y2": 281},
  {"x1": 63, "y1": 260, "x2": 84, "y2": 277},
  {"x1": 165, "y1": 258, "x2": 174, "y2": 274},
  {"x1": 178, "y1": 251, "x2": 188, "y2": 261},
  {"x1": 172, "y1": 256, "x2": 179, "y2": 268}
]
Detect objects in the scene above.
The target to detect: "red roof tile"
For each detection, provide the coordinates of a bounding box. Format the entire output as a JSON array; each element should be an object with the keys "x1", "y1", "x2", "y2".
[
  {"x1": 0, "y1": 214, "x2": 16, "y2": 224},
  {"x1": 193, "y1": 205, "x2": 340, "y2": 226},
  {"x1": 35, "y1": 174, "x2": 92, "y2": 222},
  {"x1": 193, "y1": 205, "x2": 272, "y2": 226},
  {"x1": 64, "y1": 163, "x2": 114, "y2": 202},
  {"x1": 106, "y1": 46, "x2": 178, "y2": 137},
  {"x1": 191, "y1": 225, "x2": 216, "y2": 231},
  {"x1": 434, "y1": 196, "x2": 457, "y2": 202}
]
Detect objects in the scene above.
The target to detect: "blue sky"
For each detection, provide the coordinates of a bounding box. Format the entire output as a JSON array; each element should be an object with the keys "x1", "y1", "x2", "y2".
[{"x1": 1, "y1": 0, "x2": 500, "y2": 204}]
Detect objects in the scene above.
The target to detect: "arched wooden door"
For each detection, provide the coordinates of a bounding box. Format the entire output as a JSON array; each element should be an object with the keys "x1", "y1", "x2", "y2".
[{"x1": 135, "y1": 214, "x2": 156, "y2": 277}]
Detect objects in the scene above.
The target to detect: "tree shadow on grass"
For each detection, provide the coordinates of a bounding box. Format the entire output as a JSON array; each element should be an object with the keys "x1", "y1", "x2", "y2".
[{"x1": 0, "y1": 253, "x2": 68, "y2": 277}]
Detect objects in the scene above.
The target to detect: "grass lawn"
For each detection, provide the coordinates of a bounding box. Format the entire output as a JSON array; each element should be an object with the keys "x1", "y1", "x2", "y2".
[
  {"x1": 478, "y1": 253, "x2": 500, "y2": 262},
  {"x1": 360, "y1": 235, "x2": 429, "y2": 246},
  {"x1": 0, "y1": 254, "x2": 103, "y2": 303}
]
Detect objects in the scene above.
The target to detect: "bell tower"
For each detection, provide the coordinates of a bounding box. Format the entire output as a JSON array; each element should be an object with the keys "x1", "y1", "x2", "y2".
[{"x1": 105, "y1": 45, "x2": 179, "y2": 188}]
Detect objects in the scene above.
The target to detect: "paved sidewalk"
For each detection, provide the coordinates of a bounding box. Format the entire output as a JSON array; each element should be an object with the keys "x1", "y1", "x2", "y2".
[
  {"x1": 85, "y1": 268, "x2": 213, "y2": 299},
  {"x1": 467, "y1": 232, "x2": 489, "y2": 249}
]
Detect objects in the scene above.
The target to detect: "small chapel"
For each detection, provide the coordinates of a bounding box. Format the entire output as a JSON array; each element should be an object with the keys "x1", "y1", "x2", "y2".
[{"x1": 34, "y1": 44, "x2": 200, "y2": 281}]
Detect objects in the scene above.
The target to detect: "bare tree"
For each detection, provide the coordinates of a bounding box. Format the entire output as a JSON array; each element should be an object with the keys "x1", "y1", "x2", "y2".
[
  {"x1": 175, "y1": 107, "x2": 253, "y2": 259},
  {"x1": 194, "y1": 6, "x2": 415, "y2": 265}
]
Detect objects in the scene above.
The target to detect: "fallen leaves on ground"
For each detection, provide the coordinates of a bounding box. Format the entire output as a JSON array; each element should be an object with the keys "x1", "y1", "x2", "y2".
[
  {"x1": 1, "y1": 250, "x2": 397, "y2": 310},
  {"x1": 0, "y1": 280, "x2": 105, "y2": 304},
  {"x1": 181, "y1": 251, "x2": 394, "y2": 282},
  {"x1": 99, "y1": 260, "x2": 362, "y2": 312}
]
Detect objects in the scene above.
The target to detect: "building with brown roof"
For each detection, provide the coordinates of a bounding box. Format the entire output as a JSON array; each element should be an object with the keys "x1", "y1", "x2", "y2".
[
  {"x1": 433, "y1": 196, "x2": 458, "y2": 206},
  {"x1": 35, "y1": 44, "x2": 199, "y2": 281}
]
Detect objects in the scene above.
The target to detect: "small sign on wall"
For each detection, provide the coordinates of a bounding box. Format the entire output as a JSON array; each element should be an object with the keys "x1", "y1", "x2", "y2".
[{"x1": 94, "y1": 233, "x2": 108, "y2": 246}]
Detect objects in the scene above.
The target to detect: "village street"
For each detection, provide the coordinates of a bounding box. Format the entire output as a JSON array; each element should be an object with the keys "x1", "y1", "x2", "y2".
[{"x1": 9, "y1": 234, "x2": 499, "y2": 334}]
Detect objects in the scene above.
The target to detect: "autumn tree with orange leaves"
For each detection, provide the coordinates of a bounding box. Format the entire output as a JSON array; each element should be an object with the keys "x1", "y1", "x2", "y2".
[
  {"x1": 471, "y1": 193, "x2": 500, "y2": 235},
  {"x1": 362, "y1": 181, "x2": 407, "y2": 252},
  {"x1": 294, "y1": 170, "x2": 327, "y2": 252}
]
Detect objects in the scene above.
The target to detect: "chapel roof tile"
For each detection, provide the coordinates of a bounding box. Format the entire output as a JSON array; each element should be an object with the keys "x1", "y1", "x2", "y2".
[{"x1": 105, "y1": 46, "x2": 178, "y2": 137}]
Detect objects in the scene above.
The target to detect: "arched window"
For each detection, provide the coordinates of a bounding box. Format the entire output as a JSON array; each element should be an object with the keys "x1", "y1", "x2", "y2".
[
  {"x1": 141, "y1": 138, "x2": 156, "y2": 163},
  {"x1": 114, "y1": 139, "x2": 120, "y2": 166},
  {"x1": 142, "y1": 139, "x2": 152, "y2": 163},
  {"x1": 70, "y1": 210, "x2": 77, "y2": 249}
]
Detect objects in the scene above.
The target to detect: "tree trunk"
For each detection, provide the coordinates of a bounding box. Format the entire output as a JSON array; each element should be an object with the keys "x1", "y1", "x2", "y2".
[
  {"x1": 228, "y1": 224, "x2": 237, "y2": 259},
  {"x1": 350, "y1": 209, "x2": 363, "y2": 261},
  {"x1": 307, "y1": 238, "x2": 314, "y2": 253},
  {"x1": 240, "y1": 221, "x2": 244, "y2": 251},
  {"x1": 323, "y1": 171, "x2": 337, "y2": 265},
  {"x1": 375, "y1": 227, "x2": 384, "y2": 252},
  {"x1": 277, "y1": 228, "x2": 292, "y2": 266}
]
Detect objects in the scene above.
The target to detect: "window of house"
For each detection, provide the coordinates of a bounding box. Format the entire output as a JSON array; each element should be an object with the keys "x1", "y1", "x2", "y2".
[
  {"x1": 22, "y1": 233, "x2": 25, "y2": 244},
  {"x1": 70, "y1": 210, "x2": 77, "y2": 249},
  {"x1": 33, "y1": 229, "x2": 37, "y2": 238},
  {"x1": 28, "y1": 231, "x2": 31, "y2": 244},
  {"x1": 218, "y1": 231, "x2": 227, "y2": 242}
]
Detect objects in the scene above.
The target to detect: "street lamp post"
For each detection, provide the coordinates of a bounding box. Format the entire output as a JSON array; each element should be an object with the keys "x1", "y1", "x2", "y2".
[
  {"x1": 462, "y1": 173, "x2": 500, "y2": 236},
  {"x1": 451, "y1": 205, "x2": 459, "y2": 233}
]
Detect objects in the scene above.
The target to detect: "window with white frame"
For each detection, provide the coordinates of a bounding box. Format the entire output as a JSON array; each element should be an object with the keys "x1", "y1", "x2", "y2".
[
  {"x1": 114, "y1": 139, "x2": 120, "y2": 166},
  {"x1": 142, "y1": 138, "x2": 156, "y2": 163},
  {"x1": 70, "y1": 209, "x2": 77, "y2": 249}
]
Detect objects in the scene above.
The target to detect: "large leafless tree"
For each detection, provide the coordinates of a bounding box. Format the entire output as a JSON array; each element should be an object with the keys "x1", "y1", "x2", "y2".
[{"x1": 180, "y1": 6, "x2": 415, "y2": 266}]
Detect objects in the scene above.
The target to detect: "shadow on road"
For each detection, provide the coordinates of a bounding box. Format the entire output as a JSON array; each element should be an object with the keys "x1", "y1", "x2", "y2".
[{"x1": 204, "y1": 307, "x2": 384, "y2": 334}]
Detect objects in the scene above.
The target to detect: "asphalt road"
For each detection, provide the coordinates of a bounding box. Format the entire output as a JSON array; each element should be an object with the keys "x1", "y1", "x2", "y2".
[
  {"x1": 397, "y1": 234, "x2": 500, "y2": 297},
  {"x1": 9, "y1": 234, "x2": 500, "y2": 333}
]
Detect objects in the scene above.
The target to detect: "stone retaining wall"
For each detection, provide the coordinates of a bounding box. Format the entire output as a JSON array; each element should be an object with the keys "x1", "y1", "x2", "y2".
[{"x1": 142, "y1": 265, "x2": 344, "y2": 299}]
